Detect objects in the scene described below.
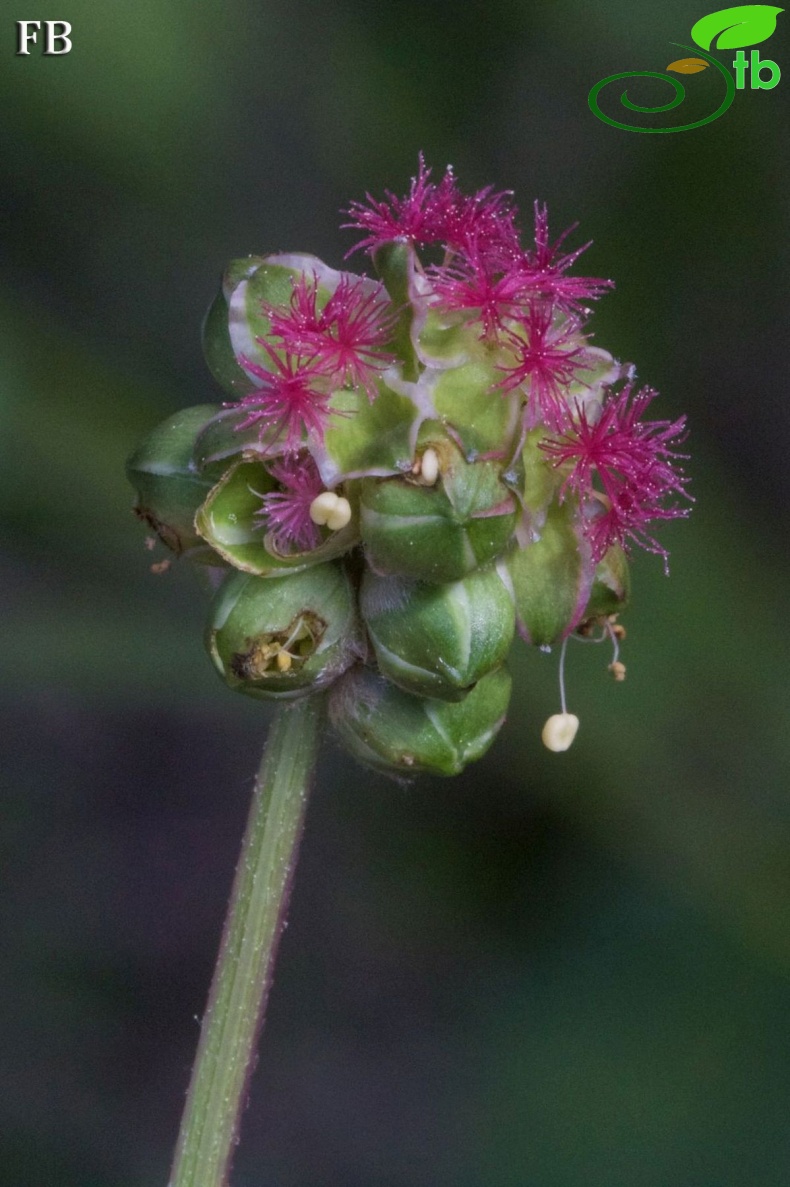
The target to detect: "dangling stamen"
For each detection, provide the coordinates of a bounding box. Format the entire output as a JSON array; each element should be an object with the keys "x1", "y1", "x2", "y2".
[
  {"x1": 605, "y1": 618, "x2": 626, "y2": 680},
  {"x1": 541, "y1": 635, "x2": 580, "y2": 752}
]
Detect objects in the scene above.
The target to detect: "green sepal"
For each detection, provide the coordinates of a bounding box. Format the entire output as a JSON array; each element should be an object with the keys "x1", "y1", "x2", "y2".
[
  {"x1": 126, "y1": 404, "x2": 223, "y2": 558},
  {"x1": 565, "y1": 346, "x2": 623, "y2": 403},
  {"x1": 504, "y1": 496, "x2": 593, "y2": 646},
  {"x1": 193, "y1": 407, "x2": 287, "y2": 473},
  {"x1": 227, "y1": 261, "x2": 299, "y2": 372},
  {"x1": 206, "y1": 563, "x2": 360, "y2": 701},
  {"x1": 372, "y1": 242, "x2": 419, "y2": 380},
  {"x1": 432, "y1": 358, "x2": 521, "y2": 458},
  {"x1": 580, "y1": 544, "x2": 631, "y2": 623},
  {"x1": 360, "y1": 442, "x2": 518, "y2": 583},
  {"x1": 361, "y1": 566, "x2": 515, "y2": 701},
  {"x1": 329, "y1": 665, "x2": 512, "y2": 777},
  {"x1": 312, "y1": 380, "x2": 426, "y2": 484},
  {"x1": 522, "y1": 428, "x2": 562, "y2": 522},
  {"x1": 195, "y1": 459, "x2": 359, "y2": 576},
  {"x1": 415, "y1": 306, "x2": 477, "y2": 368},
  {"x1": 202, "y1": 256, "x2": 277, "y2": 398}
]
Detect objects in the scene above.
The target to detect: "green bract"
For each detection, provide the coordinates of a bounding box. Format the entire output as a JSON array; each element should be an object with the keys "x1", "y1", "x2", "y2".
[
  {"x1": 505, "y1": 498, "x2": 591, "y2": 646},
  {"x1": 126, "y1": 404, "x2": 222, "y2": 559},
  {"x1": 206, "y1": 564, "x2": 360, "y2": 700},
  {"x1": 361, "y1": 567, "x2": 515, "y2": 701},
  {"x1": 328, "y1": 665, "x2": 513, "y2": 777},
  {"x1": 360, "y1": 439, "x2": 519, "y2": 583}
]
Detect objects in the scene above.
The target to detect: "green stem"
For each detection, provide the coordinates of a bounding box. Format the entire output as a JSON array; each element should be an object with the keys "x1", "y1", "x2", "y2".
[{"x1": 169, "y1": 696, "x2": 323, "y2": 1187}]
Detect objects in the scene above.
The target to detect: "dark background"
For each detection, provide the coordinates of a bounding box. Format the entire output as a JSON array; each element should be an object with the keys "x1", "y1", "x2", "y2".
[{"x1": 3, "y1": 2, "x2": 790, "y2": 1184}]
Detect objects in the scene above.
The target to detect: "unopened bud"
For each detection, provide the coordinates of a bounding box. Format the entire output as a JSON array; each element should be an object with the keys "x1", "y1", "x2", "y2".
[
  {"x1": 330, "y1": 665, "x2": 512, "y2": 776},
  {"x1": 361, "y1": 567, "x2": 515, "y2": 701},
  {"x1": 506, "y1": 499, "x2": 590, "y2": 645},
  {"x1": 360, "y1": 442, "x2": 517, "y2": 583},
  {"x1": 608, "y1": 660, "x2": 626, "y2": 681}
]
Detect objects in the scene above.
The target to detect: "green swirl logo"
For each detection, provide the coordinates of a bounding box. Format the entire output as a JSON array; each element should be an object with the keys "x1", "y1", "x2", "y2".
[{"x1": 589, "y1": 6, "x2": 783, "y2": 133}]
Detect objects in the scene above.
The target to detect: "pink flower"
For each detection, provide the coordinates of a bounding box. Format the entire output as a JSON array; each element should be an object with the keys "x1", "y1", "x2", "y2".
[
  {"x1": 237, "y1": 343, "x2": 331, "y2": 452},
  {"x1": 496, "y1": 304, "x2": 594, "y2": 428},
  {"x1": 427, "y1": 241, "x2": 528, "y2": 341},
  {"x1": 520, "y1": 203, "x2": 614, "y2": 310},
  {"x1": 540, "y1": 384, "x2": 691, "y2": 570},
  {"x1": 254, "y1": 451, "x2": 325, "y2": 553},
  {"x1": 343, "y1": 156, "x2": 520, "y2": 261},
  {"x1": 265, "y1": 274, "x2": 395, "y2": 399},
  {"x1": 430, "y1": 168, "x2": 521, "y2": 261},
  {"x1": 342, "y1": 154, "x2": 437, "y2": 255}
]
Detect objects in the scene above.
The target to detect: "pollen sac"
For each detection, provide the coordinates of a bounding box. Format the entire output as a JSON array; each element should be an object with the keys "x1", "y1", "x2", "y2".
[
  {"x1": 360, "y1": 441, "x2": 518, "y2": 583},
  {"x1": 329, "y1": 665, "x2": 512, "y2": 777},
  {"x1": 126, "y1": 404, "x2": 223, "y2": 559},
  {"x1": 361, "y1": 567, "x2": 515, "y2": 701},
  {"x1": 505, "y1": 497, "x2": 593, "y2": 646},
  {"x1": 206, "y1": 563, "x2": 360, "y2": 700}
]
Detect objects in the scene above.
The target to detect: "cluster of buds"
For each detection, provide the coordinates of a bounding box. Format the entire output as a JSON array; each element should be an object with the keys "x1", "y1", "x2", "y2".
[{"x1": 127, "y1": 159, "x2": 690, "y2": 775}]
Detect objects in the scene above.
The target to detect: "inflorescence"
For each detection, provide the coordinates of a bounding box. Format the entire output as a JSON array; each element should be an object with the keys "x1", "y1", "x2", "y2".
[{"x1": 128, "y1": 157, "x2": 691, "y2": 772}]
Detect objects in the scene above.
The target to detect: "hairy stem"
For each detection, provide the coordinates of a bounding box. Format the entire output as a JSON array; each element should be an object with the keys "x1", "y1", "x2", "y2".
[{"x1": 169, "y1": 696, "x2": 323, "y2": 1187}]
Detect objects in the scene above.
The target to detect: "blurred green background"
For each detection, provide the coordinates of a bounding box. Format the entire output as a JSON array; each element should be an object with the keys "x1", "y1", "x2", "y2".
[{"x1": 2, "y1": 2, "x2": 790, "y2": 1184}]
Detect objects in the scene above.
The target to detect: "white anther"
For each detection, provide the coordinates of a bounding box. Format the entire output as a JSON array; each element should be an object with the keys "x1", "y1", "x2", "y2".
[
  {"x1": 325, "y1": 496, "x2": 352, "y2": 531},
  {"x1": 541, "y1": 713, "x2": 580, "y2": 753},
  {"x1": 420, "y1": 448, "x2": 439, "y2": 485},
  {"x1": 309, "y1": 491, "x2": 340, "y2": 525}
]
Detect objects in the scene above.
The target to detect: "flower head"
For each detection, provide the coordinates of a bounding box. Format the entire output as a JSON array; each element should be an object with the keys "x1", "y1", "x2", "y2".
[
  {"x1": 541, "y1": 384, "x2": 691, "y2": 570},
  {"x1": 254, "y1": 451, "x2": 325, "y2": 553},
  {"x1": 429, "y1": 167, "x2": 521, "y2": 261}
]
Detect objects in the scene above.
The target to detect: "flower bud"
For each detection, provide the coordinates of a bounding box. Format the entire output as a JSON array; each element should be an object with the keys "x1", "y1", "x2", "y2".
[
  {"x1": 206, "y1": 563, "x2": 360, "y2": 700},
  {"x1": 360, "y1": 439, "x2": 518, "y2": 583},
  {"x1": 329, "y1": 665, "x2": 512, "y2": 777},
  {"x1": 360, "y1": 567, "x2": 515, "y2": 701},
  {"x1": 126, "y1": 404, "x2": 222, "y2": 557},
  {"x1": 504, "y1": 497, "x2": 593, "y2": 646}
]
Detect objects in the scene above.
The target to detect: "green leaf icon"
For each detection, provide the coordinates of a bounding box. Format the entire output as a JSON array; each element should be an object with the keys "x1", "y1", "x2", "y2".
[{"x1": 691, "y1": 5, "x2": 783, "y2": 50}]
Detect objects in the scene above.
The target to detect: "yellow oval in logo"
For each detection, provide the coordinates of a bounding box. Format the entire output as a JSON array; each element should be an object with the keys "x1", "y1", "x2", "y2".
[{"x1": 666, "y1": 57, "x2": 710, "y2": 73}]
